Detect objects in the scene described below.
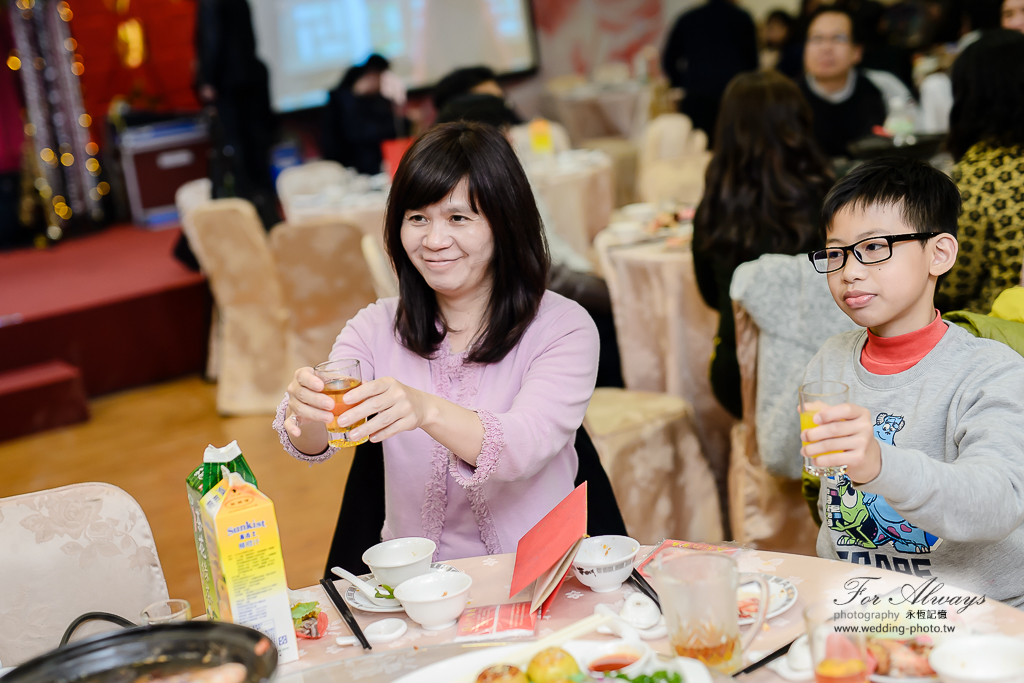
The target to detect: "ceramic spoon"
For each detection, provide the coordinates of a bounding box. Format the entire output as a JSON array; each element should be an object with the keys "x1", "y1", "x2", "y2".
[
  {"x1": 331, "y1": 566, "x2": 401, "y2": 608},
  {"x1": 336, "y1": 618, "x2": 408, "y2": 647}
]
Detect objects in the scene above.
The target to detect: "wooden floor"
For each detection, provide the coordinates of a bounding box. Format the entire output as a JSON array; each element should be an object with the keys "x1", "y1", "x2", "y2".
[{"x1": 0, "y1": 376, "x2": 354, "y2": 612}]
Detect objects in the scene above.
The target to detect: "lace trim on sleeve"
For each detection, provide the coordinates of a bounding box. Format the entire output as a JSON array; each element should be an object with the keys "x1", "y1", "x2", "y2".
[{"x1": 272, "y1": 393, "x2": 337, "y2": 464}]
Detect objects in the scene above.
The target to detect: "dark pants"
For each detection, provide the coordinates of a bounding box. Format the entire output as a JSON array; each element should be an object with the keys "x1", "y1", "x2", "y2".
[{"x1": 324, "y1": 427, "x2": 627, "y2": 577}]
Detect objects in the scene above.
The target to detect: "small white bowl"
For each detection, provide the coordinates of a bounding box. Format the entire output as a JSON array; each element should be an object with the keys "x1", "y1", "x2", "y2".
[
  {"x1": 930, "y1": 634, "x2": 1024, "y2": 683},
  {"x1": 572, "y1": 535, "x2": 640, "y2": 593},
  {"x1": 582, "y1": 640, "x2": 653, "y2": 677},
  {"x1": 392, "y1": 571, "x2": 472, "y2": 630},
  {"x1": 362, "y1": 537, "x2": 436, "y2": 588}
]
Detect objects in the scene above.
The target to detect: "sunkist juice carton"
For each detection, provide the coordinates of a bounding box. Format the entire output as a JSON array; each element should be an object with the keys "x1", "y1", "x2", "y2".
[
  {"x1": 186, "y1": 441, "x2": 257, "y2": 618},
  {"x1": 199, "y1": 466, "x2": 299, "y2": 664}
]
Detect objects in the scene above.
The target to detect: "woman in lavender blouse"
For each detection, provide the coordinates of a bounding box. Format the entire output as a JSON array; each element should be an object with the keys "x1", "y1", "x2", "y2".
[{"x1": 273, "y1": 122, "x2": 599, "y2": 560}]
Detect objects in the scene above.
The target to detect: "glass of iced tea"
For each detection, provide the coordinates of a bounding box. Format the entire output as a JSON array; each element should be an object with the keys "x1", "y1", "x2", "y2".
[
  {"x1": 649, "y1": 551, "x2": 769, "y2": 674},
  {"x1": 805, "y1": 602, "x2": 870, "y2": 683},
  {"x1": 799, "y1": 381, "x2": 849, "y2": 477},
  {"x1": 314, "y1": 359, "x2": 368, "y2": 448}
]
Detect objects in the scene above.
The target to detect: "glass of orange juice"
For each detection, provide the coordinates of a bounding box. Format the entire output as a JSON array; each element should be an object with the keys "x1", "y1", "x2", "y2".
[
  {"x1": 314, "y1": 359, "x2": 368, "y2": 448},
  {"x1": 805, "y1": 602, "x2": 870, "y2": 683},
  {"x1": 799, "y1": 381, "x2": 849, "y2": 477}
]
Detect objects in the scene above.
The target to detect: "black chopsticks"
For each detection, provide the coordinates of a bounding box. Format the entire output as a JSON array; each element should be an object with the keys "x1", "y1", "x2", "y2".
[
  {"x1": 627, "y1": 569, "x2": 661, "y2": 613},
  {"x1": 732, "y1": 636, "x2": 796, "y2": 676},
  {"x1": 319, "y1": 578, "x2": 372, "y2": 650}
]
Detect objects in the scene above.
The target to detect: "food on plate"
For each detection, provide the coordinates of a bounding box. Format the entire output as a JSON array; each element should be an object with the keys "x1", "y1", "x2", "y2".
[
  {"x1": 291, "y1": 600, "x2": 327, "y2": 639},
  {"x1": 737, "y1": 596, "x2": 761, "y2": 621},
  {"x1": 606, "y1": 673, "x2": 682, "y2": 683},
  {"x1": 866, "y1": 635, "x2": 936, "y2": 677},
  {"x1": 132, "y1": 663, "x2": 248, "y2": 683},
  {"x1": 526, "y1": 647, "x2": 581, "y2": 683},
  {"x1": 476, "y1": 664, "x2": 530, "y2": 683}
]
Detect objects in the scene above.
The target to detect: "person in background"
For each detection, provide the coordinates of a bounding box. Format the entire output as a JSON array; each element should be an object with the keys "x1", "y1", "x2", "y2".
[
  {"x1": 761, "y1": 10, "x2": 803, "y2": 75},
  {"x1": 435, "y1": 94, "x2": 621, "y2": 389},
  {"x1": 799, "y1": 7, "x2": 887, "y2": 158},
  {"x1": 693, "y1": 71, "x2": 834, "y2": 418},
  {"x1": 937, "y1": 30, "x2": 1024, "y2": 314},
  {"x1": 432, "y1": 66, "x2": 508, "y2": 114},
  {"x1": 321, "y1": 54, "x2": 399, "y2": 175},
  {"x1": 662, "y1": 0, "x2": 759, "y2": 142},
  {"x1": 1005, "y1": 0, "x2": 1024, "y2": 31},
  {"x1": 851, "y1": 0, "x2": 916, "y2": 95},
  {"x1": 194, "y1": 0, "x2": 277, "y2": 226}
]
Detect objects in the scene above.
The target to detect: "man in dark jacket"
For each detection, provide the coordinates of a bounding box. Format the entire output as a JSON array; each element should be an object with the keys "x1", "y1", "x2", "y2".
[
  {"x1": 799, "y1": 7, "x2": 886, "y2": 157},
  {"x1": 661, "y1": 0, "x2": 759, "y2": 142}
]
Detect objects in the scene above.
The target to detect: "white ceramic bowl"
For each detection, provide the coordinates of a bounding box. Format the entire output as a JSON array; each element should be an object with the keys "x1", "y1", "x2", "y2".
[
  {"x1": 572, "y1": 535, "x2": 640, "y2": 593},
  {"x1": 392, "y1": 571, "x2": 472, "y2": 630},
  {"x1": 929, "y1": 634, "x2": 1024, "y2": 683},
  {"x1": 362, "y1": 537, "x2": 436, "y2": 589},
  {"x1": 580, "y1": 640, "x2": 653, "y2": 678}
]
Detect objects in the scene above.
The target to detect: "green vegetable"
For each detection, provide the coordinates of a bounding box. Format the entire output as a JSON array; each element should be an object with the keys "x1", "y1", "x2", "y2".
[
  {"x1": 611, "y1": 671, "x2": 683, "y2": 683},
  {"x1": 290, "y1": 601, "x2": 319, "y2": 628},
  {"x1": 374, "y1": 584, "x2": 396, "y2": 600}
]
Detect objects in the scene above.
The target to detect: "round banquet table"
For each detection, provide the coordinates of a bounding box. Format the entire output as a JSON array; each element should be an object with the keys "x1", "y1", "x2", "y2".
[
  {"x1": 274, "y1": 547, "x2": 1024, "y2": 683},
  {"x1": 598, "y1": 229, "x2": 735, "y2": 511},
  {"x1": 544, "y1": 81, "x2": 653, "y2": 146}
]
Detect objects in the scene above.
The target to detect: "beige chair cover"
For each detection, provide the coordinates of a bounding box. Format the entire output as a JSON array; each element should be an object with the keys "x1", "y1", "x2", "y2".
[
  {"x1": 728, "y1": 302, "x2": 820, "y2": 553},
  {"x1": 0, "y1": 483, "x2": 169, "y2": 666},
  {"x1": 584, "y1": 388, "x2": 724, "y2": 544},
  {"x1": 361, "y1": 234, "x2": 399, "y2": 299},
  {"x1": 189, "y1": 199, "x2": 290, "y2": 414},
  {"x1": 580, "y1": 137, "x2": 638, "y2": 208},
  {"x1": 637, "y1": 114, "x2": 712, "y2": 206},
  {"x1": 276, "y1": 160, "x2": 350, "y2": 223},
  {"x1": 270, "y1": 219, "x2": 379, "y2": 371}
]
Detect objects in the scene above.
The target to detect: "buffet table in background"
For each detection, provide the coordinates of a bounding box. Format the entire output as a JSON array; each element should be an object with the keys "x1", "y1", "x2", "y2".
[{"x1": 275, "y1": 547, "x2": 1024, "y2": 682}]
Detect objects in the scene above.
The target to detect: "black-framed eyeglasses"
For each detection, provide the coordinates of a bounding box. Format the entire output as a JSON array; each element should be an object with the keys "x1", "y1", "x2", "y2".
[{"x1": 808, "y1": 232, "x2": 941, "y2": 274}]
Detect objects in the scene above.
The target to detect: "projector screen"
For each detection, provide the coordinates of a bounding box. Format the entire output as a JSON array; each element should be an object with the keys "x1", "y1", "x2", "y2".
[{"x1": 251, "y1": 0, "x2": 539, "y2": 113}]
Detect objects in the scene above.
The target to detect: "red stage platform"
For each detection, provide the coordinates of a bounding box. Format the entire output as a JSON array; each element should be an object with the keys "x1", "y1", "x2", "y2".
[{"x1": 0, "y1": 226, "x2": 211, "y2": 441}]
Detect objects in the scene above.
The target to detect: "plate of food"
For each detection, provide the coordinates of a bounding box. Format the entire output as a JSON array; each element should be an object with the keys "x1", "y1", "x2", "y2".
[
  {"x1": 392, "y1": 639, "x2": 714, "y2": 683},
  {"x1": 868, "y1": 635, "x2": 939, "y2": 681},
  {"x1": 737, "y1": 575, "x2": 798, "y2": 625},
  {"x1": 343, "y1": 563, "x2": 461, "y2": 613}
]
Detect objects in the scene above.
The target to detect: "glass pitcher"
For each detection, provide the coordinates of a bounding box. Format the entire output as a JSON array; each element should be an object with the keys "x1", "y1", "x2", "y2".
[{"x1": 649, "y1": 551, "x2": 769, "y2": 674}]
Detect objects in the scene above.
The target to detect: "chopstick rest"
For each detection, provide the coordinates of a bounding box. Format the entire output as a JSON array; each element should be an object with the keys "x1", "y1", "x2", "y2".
[{"x1": 319, "y1": 578, "x2": 372, "y2": 651}]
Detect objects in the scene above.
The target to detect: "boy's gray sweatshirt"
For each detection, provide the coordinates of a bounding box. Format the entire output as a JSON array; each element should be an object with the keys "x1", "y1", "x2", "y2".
[{"x1": 806, "y1": 322, "x2": 1024, "y2": 607}]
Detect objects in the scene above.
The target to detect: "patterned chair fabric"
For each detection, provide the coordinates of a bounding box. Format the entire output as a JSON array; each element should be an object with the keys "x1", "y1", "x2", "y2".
[
  {"x1": 269, "y1": 219, "x2": 379, "y2": 371},
  {"x1": 189, "y1": 199, "x2": 290, "y2": 414},
  {"x1": 584, "y1": 387, "x2": 724, "y2": 545},
  {"x1": 0, "y1": 483, "x2": 168, "y2": 667}
]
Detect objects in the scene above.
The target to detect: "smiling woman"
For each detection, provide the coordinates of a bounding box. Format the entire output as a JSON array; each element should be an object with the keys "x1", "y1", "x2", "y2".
[{"x1": 272, "y1": 123, "x2": 600, "y2": 561}]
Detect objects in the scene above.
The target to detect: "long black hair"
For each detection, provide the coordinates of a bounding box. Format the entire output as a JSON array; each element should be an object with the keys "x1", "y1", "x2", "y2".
[
  {"x1": 695, "y1": 71, "x2": 834, "y2": 265},
  {"x1": 384, "y1": 122, "x2": 549, "y2": 364},
  {"x1": 948, "y1": 29, "x2": 1024, "y2": 161}
]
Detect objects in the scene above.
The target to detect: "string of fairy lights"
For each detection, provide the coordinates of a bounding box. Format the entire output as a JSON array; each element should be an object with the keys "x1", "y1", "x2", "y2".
[{"x1": 8, "y1": 0, "x2": 108, "y2": 243}]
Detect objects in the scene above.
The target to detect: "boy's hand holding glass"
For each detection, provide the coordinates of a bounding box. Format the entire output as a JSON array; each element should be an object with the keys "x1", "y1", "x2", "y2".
[{"x1": 801, "y1": 403, "x2": 882, "y2": 483}]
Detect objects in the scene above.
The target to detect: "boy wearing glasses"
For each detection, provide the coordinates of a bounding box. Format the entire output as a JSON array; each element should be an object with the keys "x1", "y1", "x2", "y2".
[{"x1": 802, "y1": 157, "x2": 1024, "y2": 606}]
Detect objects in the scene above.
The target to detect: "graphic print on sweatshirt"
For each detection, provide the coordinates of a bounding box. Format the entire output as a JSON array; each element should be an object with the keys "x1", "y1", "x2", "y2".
[{"x1": 825, "y1": 412, "x2": 942, "y2": 576}]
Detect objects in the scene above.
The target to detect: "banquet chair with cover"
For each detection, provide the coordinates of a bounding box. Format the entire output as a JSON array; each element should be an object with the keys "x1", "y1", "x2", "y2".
[
  {"x1": 0, "y1": 483, "x2": 169, "y2": 667},
  {"x1": 727, "y1": 254, "x2": 858, "y2": 550},
  {"x1": 188, "y1": 199, "x2": 290, "y2": 414},
  {"x1": 361, "y1": 233, "x2": 399, "y2": 299},
  {"x1": 276, "y1": 160, "x2": 350, "y2": 224},
  {"x1": 637, "y1": 114, "x2": 711, "y2": 206},
  {"x1": 583, "y1": 388, "x2": 724, "y2": 544},
  {"x1": 269, "y1": 219, "x2": 379, "y2": 371}
]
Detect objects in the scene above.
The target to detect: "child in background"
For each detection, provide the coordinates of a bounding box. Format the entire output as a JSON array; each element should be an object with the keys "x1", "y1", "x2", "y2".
[{"x1": 801, "y1": 157, "x2": 1024, "y2": 606}]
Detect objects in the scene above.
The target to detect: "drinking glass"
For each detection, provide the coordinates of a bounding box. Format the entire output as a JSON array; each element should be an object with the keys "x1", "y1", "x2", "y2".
[
  {"x1": 315, "y1": 359, "x2": 368, "y2": 447},
  {"x1": 805, "y1": 601, "x2": 870, "y2": 683},
  {"x1": 799, "y1": 381, "x2": 850, "y2": 477},
  {"x1": 649, "y1": 551, "x2": 769, "y2": 674},
  {"x1": 140, "y1": 599, "x2": 191, "y2": 625}
]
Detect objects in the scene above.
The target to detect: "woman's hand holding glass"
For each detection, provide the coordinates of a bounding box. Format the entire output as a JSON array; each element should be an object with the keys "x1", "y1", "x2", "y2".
[{"x1": 332, "y1": 377, "x2": 435, "y2": 444}]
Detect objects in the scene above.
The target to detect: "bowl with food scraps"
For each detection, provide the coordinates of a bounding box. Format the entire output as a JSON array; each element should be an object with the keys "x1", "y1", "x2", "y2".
[
  {"x1": 929, "y1": 634, "x2": 1024, "y2": 683},
  {"x1": 392, "y1": 571, "x2": 473, "y2": 630},
  {"x1": 362, "y1": 536, "x2": 436, "y2": 589},
  {"x1": 571, "y1": 535, "x2": 640, "y2": 593}
]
